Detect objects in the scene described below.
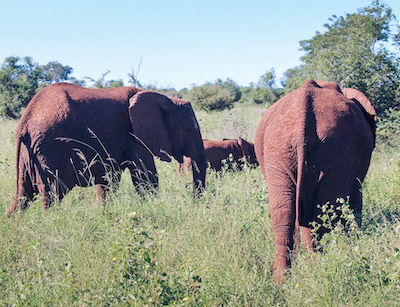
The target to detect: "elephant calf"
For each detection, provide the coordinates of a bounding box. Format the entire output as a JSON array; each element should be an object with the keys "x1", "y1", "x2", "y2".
[
  {"x1": 255, "y1": 80, "x2": 376, "y2": 283},
  {"x1": 179, "y1": 137, "x2": 258, "y2": 172}
]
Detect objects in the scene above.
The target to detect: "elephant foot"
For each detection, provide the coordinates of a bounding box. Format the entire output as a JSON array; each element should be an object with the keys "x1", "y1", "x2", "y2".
[
  {"x1": 273, "y1": 253, "x2": 289, "y2": 284},
  {"x1": 5, "y1": 204, "x2": 17, "y2": 216},
  {"x1": 6, "y1": 197, "x2": 28, "y2": 216},
  {"x1": 301, "y1": 226, "x2": 314, "y2": 251}
]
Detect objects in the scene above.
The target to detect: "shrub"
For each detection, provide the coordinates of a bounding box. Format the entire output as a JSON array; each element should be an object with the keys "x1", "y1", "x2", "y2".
[
  {"x1": 188, "y1": 82, "x2": 238, "y2": 112},
  {"x1": 105, "y1": 212, "x2": 203, "y2": 305}
]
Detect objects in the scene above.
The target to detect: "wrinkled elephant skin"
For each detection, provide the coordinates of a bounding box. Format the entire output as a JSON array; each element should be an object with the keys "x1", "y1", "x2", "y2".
[
  {"x1": 7, "y1": 83, "x2": 206, "y2": 214},
  {"x1": 255, "y1": 80, "x2": 376, "y2": 283}
]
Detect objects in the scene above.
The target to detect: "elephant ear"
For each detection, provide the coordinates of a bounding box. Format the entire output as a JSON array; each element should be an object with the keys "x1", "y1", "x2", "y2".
[
  {"x1": 129, "y1": 91, "x2": 173, "y2": 162},
  {"x1": 342, "y1": 88, "x2": 377, "y2": 121},
  {"x1": 342, "y1": 88, "x2": 377, "y2": 147}
]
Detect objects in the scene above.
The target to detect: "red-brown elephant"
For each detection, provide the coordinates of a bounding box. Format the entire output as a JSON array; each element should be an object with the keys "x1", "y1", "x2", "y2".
[
  {"x1": 179, "y1": 137, "x2": 258, "y2": 172},
  {"x1": 7, "y1": 82, "x2": 206, "y2": 215},
  {"x1": 255, "y1": 80, "x2": 376, "y2": 283}
]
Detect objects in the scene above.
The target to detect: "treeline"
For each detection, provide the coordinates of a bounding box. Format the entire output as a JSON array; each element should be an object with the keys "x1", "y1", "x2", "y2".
[{"x1": 1, "y1": 0, "x2": 399, "y2": 119}]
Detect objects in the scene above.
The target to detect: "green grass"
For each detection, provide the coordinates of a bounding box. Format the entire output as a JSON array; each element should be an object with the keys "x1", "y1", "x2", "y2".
[{"x1": 1, "y1": 107, "x2": 400, "y2": 305}]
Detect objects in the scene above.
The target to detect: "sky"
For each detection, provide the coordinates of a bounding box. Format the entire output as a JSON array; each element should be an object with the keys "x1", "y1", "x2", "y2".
[{"x1": 1, "y1": 0, "x2": 399, "y2": 90}]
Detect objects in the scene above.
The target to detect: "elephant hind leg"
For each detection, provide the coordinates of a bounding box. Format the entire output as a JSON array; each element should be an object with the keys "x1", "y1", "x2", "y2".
[
  {"x1": 6, "y1": 164, "x2": 36, "y2": 215},
  {"x1": 36, "y1": 167, "x2": 70, "y2": 210},
  {"x1": 349, "y1": 178, "x2": 363, "y2": 227},
  {"x1": 7, "y1": 186, "x2": 34, "y2": 215},
  {"x1": 300, "y1": 226, "x2": 314, "y2": 251},
  {"x1": 267, "y1": 180, "x2": 296, "y2": 283}
]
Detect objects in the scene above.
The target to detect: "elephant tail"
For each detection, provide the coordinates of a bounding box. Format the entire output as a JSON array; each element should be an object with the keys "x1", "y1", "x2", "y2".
[
  {"x1": 294, "y1": 142, "x2": 306, "y2": 250},
  {"x1": 14, "y1": 133, "x2": 23, "y2": 194},
  {"x1": 294, "y1": 83, "x2": 317, "y2": 248}
]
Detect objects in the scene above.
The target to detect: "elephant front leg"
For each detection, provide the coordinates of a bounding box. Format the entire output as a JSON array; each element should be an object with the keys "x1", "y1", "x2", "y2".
[
  {"x1": 94, "y1": 172, "x2": 122, "y2": 205},
  {"x1": 95, "y1": 184, "x2": 107, "y2": 205},
  {"x1": 267, "y1": 179, "x2": 296, "y2": 283},
  {"x1": 128, "y1": 154, "x2": 158, "y2": 193},
  {"x1": 130, "y1": 165, "x2": 158, "y2": 193}
]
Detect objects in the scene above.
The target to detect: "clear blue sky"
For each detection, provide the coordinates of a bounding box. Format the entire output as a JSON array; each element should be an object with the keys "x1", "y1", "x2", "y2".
[{"x1": 1, "y1": 0, "x2": 399, "y2": 89}]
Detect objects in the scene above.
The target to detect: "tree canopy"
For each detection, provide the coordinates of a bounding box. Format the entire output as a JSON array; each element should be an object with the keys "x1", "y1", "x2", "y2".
[
  {"x1": 282, "y1": 0, "x2": 400, "y2": 115},
  {"x1": 0, "y1": 56, "x2": 74, "y2": 118}
]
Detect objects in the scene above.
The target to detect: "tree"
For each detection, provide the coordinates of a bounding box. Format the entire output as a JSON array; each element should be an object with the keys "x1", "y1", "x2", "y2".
[
  {"x1": 68, "y1": 77, "x2": 86, "y2": 87},
  {"x1": 240, "y1": 69, "x2": 283, "y2": 106},
  {"x1": 215, "y1": 78, "x2": 242, "y2": 102},
  {"x1": 127, "y1": 66, "x2": 143, "y2": 88},
  {"x1": 85, "y1": 71, "x2": 125, "y2": 88},
  {"x1": 0, "y1": 56, "x2": 78, "y2": 118},
  {"x1": 0, "y1": 56, "x2": 43, "y2": 118},
  {"x1": 282, "y1": 0, "x2": 400, "y2": 115},
  {"x1": 41, "y1": 61, "x2": 73, "y2": 85}
]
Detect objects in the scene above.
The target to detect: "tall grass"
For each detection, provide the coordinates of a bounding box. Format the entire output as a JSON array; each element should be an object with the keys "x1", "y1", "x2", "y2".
[{"x1": 1, "y1": 106, "x2": 400, "y2": 305}]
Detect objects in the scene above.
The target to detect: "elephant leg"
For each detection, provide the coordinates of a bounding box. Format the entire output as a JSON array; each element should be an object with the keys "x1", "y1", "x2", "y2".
[
  {"x1": 94, "y1": 172, "x2": 121, "y2": 205},
  {"x1": 349, "y1": 178, "x2": 363, "y2": 227},
  {"x1": 37, "y1": 165, "x2": 71, "y2": 210},
  {"x1": 130, "y1": 159, "x2": 158, "y2": 193},
  {"x1": 95, "y1": 184, "x2": 107, "y2": 205},
  {"x1": 37, "y1": 178, "x2": 65, "y2": 210},
  {"x1": 267, "y1": 174, "x2": 296, "y2": 283},
  {"x1": 6, "y1": 162, "x2": 36, "y2": 215},
  {"x1": 124, "y1": 143, "x2": 158, "y2": 193},
  {"x1": 301, "y1": 226, "x2": 313, "y2": 251},
  {"x1": 7, "y1": 179, "x2": 35, "y2": 215}
]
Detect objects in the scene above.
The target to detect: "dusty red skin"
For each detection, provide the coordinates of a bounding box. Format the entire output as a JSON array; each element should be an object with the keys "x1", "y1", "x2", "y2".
[
  {"x1": 254, "y1": 80, "x2": 376, "y2": 283},
  {"x1": 178, "y1": 137, "x2": 258, "y2": 172},
  {"x1": 7, "y1": 83, "x2": 206, "y2": 214}
]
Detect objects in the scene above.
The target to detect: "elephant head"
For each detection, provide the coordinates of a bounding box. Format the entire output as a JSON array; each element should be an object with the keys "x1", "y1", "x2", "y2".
[{"x1": 128, "y1": 91, "x2": 206, "y2": 194}]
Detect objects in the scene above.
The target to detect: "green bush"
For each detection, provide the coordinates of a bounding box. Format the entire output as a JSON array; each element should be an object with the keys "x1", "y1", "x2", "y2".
[
  {"x1": 188, "y1": 81, "x2": 239, "y2": 112},
  {"x1": 376, "y1": 108, "x2": 400, "y2": 148},
  {"x1": 105, "y1": 212, "x2": 203, "y2": 305}
]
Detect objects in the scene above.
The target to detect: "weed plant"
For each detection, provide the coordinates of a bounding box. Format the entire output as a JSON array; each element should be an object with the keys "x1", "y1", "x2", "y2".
[{"x1": 1, "y1": 107, "x2": 400, "y2": 305}]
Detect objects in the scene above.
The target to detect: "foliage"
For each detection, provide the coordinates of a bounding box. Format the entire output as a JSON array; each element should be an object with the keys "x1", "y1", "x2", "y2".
[
  {"x1": 282, "y1": 0, "x2": 400, "y2": 115},
  {"x1": 188, "y1": 79, "x2": 241, "y2": 112},
  {"x1": 376, "y1": 107, "x2": 400, "y2": 147},
  {"x1": 0, "y1": 56, "x2": 73, "y2": 118},
  {"x1": 41, "y1": 61, "x2": 73, "y2": 84},
  {"x1": 240, "y1": 69, "x2": 283, "y2": 107},
  {"x1": 0, "y1": 57, "x2": 42, "y2": 119},
  {"x1": 105, "y1": 213, "x2": 203, "y2": 305},
  {"x1": 85, "y1": 70, "x2": 124, "y2": 89},
  {"x1": 67, "y1": 77, "x2": 87, "y2": 87},
  {"x1": 127, "y1": 58, "x2": 144, "y2": 88}
]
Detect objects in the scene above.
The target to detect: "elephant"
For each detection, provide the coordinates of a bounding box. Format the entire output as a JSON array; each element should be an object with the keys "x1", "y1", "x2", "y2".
[
  {"x1": 254, "y1": 80, "x2": 376, "y2": 283},
  {"x1": 178, "y1": 137, "x2": 258, "y2": 172},
  {"x1": 6, "y1": 82, "x2": 206, "y2": 215}
]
